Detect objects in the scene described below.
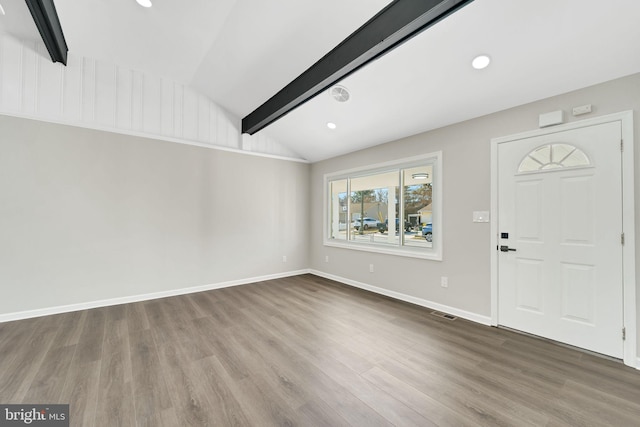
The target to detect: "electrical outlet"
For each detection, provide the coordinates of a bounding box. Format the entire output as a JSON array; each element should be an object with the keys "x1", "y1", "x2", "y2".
[
  {"x1": 441, "y1": 276, "x2": 448, "y2": 288},
  {"x1": 325, "y1": 255, "x2": 329, "y2": 263},
  {"x1": 282, "y1": 255, "x2": 287, "y2": 262},
  {"x1": 369, "y1": 264, "x2": 374, "y2": 273}
]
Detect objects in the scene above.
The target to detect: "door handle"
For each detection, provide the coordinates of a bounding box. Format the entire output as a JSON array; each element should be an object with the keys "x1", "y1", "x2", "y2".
[{"x1": 500, "y1": 245, "x2": 516, "y2": 252}]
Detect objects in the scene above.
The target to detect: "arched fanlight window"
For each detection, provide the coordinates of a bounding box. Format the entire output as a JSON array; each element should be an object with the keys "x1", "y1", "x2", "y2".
[{"x1": 518, "y1": 143, "x2": 591, "y2": 173}]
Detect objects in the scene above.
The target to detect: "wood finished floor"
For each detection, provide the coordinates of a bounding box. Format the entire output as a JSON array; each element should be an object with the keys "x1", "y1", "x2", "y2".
[{"x1": 1, "y1": 274, "x2": 639, "y2": 426}]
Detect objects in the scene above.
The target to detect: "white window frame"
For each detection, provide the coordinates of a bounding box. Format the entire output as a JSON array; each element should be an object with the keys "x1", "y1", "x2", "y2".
[{"x1": 323, "y1": 151, "x2": 443, "y2": 260}]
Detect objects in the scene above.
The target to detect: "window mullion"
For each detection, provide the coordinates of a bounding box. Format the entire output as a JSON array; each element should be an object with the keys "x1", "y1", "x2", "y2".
[
  {"x1": 398, "y1": 169, "x2": 404, "y2": 247},
  {"x1": 346, "y1": 178, "x2": 351, "y2": 241}
]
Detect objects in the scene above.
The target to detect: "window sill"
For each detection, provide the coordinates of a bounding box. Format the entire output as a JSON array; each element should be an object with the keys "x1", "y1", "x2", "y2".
[{"x1": 324, "y1": 239, "x2": 442, "y2": 261}]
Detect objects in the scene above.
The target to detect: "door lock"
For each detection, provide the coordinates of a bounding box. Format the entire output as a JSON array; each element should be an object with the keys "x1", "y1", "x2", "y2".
[{"x1": 500, "y1": 245, "x2": 516, "y2": 252}]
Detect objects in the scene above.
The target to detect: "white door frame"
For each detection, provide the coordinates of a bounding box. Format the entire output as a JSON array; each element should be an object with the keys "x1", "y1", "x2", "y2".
[{"x1": 490, "y1": 111, "x2": 636, "y2": 368}]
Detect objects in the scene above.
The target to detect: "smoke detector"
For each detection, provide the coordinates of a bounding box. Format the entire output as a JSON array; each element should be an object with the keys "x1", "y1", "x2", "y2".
[{"x1": 329, "y1": 85, "x2": 350, "y2": 103}]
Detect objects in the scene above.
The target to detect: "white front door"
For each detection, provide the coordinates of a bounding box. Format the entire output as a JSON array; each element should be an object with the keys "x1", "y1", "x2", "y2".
[{"x1": 497, "y1": 121, "x2": 624, "y2": 358}]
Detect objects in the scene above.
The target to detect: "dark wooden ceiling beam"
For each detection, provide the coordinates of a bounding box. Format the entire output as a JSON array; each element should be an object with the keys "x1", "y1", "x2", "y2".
[
  {"x1": 241, "y1": 0, "x2": 474, "y2": 135},
  {"x1": 25, "y1": 0, "x2": 68, "y2": 65}
]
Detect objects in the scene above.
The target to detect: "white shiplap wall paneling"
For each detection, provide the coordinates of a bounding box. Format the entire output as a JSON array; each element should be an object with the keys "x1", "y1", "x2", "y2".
[
  {"x1": 198, "y1": 95, "x2": 209, "y2": 142},
  {"x1": 21, "y1": 40, "x2": 38, "y2": 114},
  {"x1": 143, "y1": 73, "x2": 161, "y2": 135},
  {"x1": 62, "y1": 54, "x2": 82, "y2": 122},
  {"x1": 182, "y1": 86, "x2": 198, "y2": 141},
  {"x1": 81, "y1": 57, "x2": 96, "y2": 123},
  {"x1": 173, "y1": 81, "x2": 183, "y2": 139},
  {"x1": 0, "y1": 33, "x2": 299, "y2": 161},
  {"x1": 131, "y1": 69, "x2": 144, "y2": 132},
  {"x1": 37, "y1": 43, "x2": 63, "y2": 118},
  {"x1": 209, "y1": 100, "x2": 221, "y2": 145},
  {"x1": 1, "y1": 35, "x2": 23, "y2": 111},
  {"x1": 227, "y1": 115, "x2": 240, "y2": 149},
  {"x1": 217, "y1": 104, "x2": 228, "y2": 147},
  {"x1": 95, "y1": 60, "x2": 116, "y2": 128},
  {"x1": 116, "y1": 66, "x2": 132, "y2": 130},
  {"x1": 160, "y1": 78, "x2": 174, "y2": 136}
]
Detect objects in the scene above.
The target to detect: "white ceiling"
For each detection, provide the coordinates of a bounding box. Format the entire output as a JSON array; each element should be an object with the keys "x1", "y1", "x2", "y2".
[
  {"x1": 0, "y1": 0, "x2": 41, "y2": 40},
  {"x1": 2, "y1": 0, "x2": 640, "y2": 162}
]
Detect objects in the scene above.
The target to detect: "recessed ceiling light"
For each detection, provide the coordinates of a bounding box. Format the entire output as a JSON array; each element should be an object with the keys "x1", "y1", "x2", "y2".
[
  {"x1": 327, "y1": 122, "x2": 337, "y2": 130},
  {"x1": 472, "y1": 55, "x2": 491, "y2": 70},
  {"x1": 136, "y1": 0, "x2": 152, "y2": 7}
]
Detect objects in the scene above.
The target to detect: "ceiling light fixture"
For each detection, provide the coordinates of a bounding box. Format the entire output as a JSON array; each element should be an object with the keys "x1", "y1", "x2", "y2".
[
  {"x1": 136, "y1": 0, "x2": 152, "y2": 7},
  {"x1": 412, "y1": 173, "x2": 429, "y2": 180},
  {"x1": 472, "y1": 55, "x2": 491, "y2": 70},
  {"x1": 327, "y1": 122, "x2": 337, "y2": 130}
]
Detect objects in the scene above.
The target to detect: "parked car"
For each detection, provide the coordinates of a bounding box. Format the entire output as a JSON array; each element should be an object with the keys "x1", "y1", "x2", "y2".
[
  {"x1": 377, "y1": 218, "x2": 412, "y2": 233},
  {"x1": 422, "y1": 223, "x2": 433, "y2": 242},
  {"x1": 352, "y1": 217, "x2": 379, "y2": 230}
]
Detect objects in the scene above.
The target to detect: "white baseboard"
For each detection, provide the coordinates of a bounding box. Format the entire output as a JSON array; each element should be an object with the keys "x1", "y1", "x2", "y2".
[
  {"x1": 309, "y1": 269, "x2": 492, "y2": 326},
  {"x1": 0, "y1": 269, "x2": 311, "y2": 323}
]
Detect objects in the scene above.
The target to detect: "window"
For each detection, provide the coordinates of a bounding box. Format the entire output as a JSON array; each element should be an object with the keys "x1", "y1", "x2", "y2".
[
  {"x1": 325, "y1": 152, "x2": 442, "y2": 260},
  {"x1": 518, "y1": 143, "x2": 591, "y2": 173}
]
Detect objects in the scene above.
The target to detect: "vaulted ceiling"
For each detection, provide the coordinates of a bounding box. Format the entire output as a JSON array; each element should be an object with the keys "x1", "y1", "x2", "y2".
[{"x1": 2, "y1": 0, "x2": 640, "y2": 162}]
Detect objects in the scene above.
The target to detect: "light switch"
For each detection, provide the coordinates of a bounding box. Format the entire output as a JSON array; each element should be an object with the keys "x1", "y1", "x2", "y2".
[{"x1": 473, "y1": 211, "x2": 490, "y2": 223}]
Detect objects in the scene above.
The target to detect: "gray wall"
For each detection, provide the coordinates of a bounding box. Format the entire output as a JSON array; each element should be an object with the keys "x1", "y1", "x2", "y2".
[
  {"x1": 0, "y1": 115, "x2": 309, "y2": 315},
  {"x1": 310, "y1": 73, "x2": 640, "y2": 348},
  {"x1": 2, "y1": 73, "x2": 639, "y2": 358}
]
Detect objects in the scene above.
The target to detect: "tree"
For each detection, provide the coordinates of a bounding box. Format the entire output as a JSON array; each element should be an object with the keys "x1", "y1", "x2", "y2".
[
  {"x1": 404, "y1": 183, "x2": 432, "y2": 214},
  {"x1": 350, "y1": 189, "x2": 375, "y2": 204},
  {"x1": 373, "y1": 188, "x2": 389, "y2": 204}
]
